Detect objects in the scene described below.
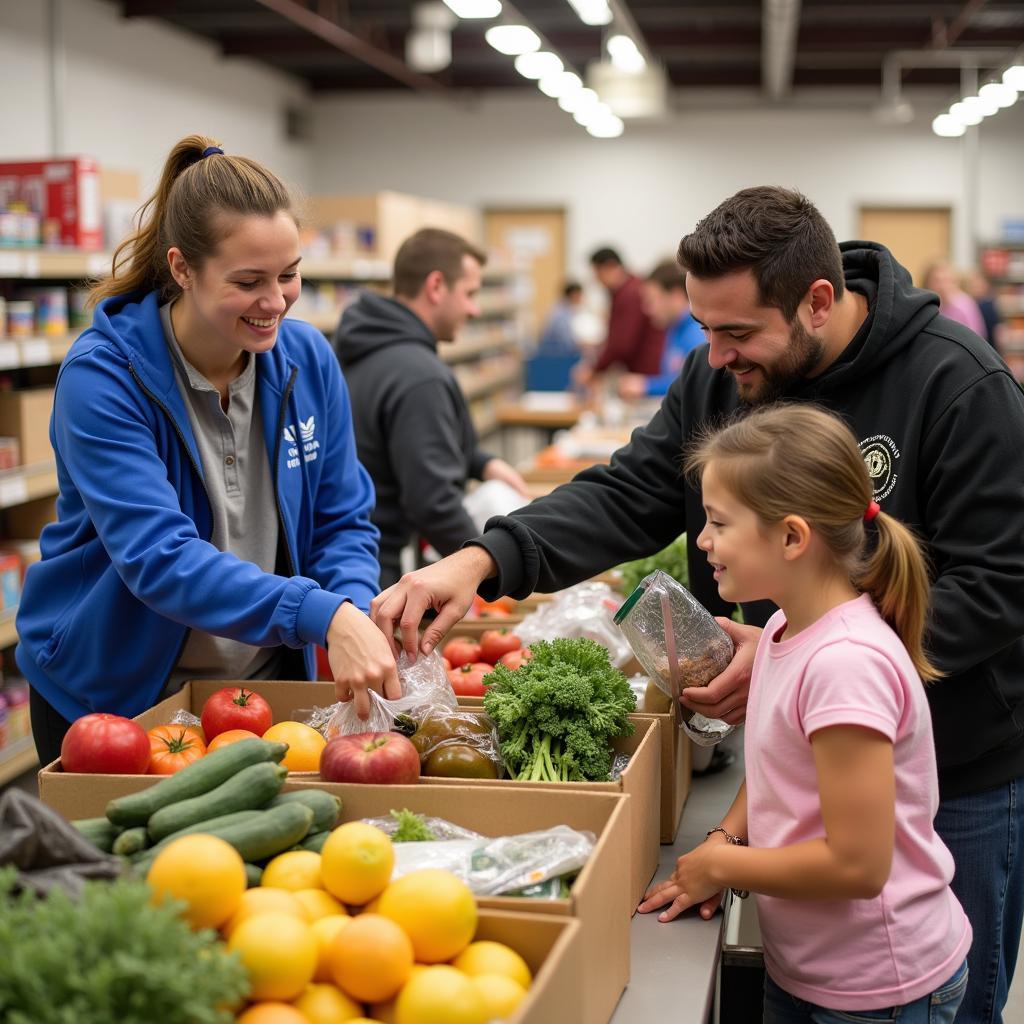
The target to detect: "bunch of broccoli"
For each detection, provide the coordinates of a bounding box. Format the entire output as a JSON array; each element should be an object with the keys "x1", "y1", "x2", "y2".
[{"x1": 481, "y1": 637, "x2": 636, "y2": 783}]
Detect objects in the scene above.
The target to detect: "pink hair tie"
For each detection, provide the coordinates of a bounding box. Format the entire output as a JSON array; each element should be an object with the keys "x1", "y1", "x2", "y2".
[{"x1": 864, "y1": 500, "x2": 881, "y2": 522}]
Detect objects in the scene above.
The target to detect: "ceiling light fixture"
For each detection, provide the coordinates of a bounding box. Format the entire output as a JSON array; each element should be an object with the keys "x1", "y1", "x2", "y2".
[
  {"x1": 587, "y1": 112, "x2": 625, "y2": 138},
  {"x1": 442, "y1": 0, "x2": 501, "y2": 17},
  {"x1": 485, "y1": 23, "x2": 540, "y2": 55},
  {"x1": 565, "y1": 0, "x2": 612, "y2": 26},
  {"x1": 979, "y1": 81, "x2": 1018, "y2": 108},
  {"x1": 949, "y1": 100, "x2": 983, "y2": 126},
  {"x1": 606, "y1": 34, "x2": 646, "y2": 74},
  {"x1": 539, "y1": 70, "x2": 582, "y2": 97},
  {"x1": 557, "y1": 86, "x2": 599, "y2": 114},
  {"x1": 931, "y1": 114, "x2": 966, "y2": 137},
  {"x1": 514, "y1": 50, "x2": 563, "y2": 79},
  {"x1": 1003, "y1": 64, "x2": 1024, "y2": 90}
]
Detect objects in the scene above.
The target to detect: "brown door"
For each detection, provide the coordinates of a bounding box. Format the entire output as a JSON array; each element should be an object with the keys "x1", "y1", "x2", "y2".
[
  {"x1": 484, "y1": 208, "x2": 567, "y2": 339},
  {"x1": 857, "y1": 207, "x2": 952, "y2": 287}
]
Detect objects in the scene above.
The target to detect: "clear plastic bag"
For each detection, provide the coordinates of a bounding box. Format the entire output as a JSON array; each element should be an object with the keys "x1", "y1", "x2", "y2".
[
  {"x1": 410, "y1": 707, "x2": 504, "y2": 779},
  {"x1": 614, "y1": 569, "x2": 735, "y2": 746},
  {"x1": 361, "y1": 813, "x2": 483, "y2": 842},
  {"x1": 515, "y1": 581, "x2": 633, "y2": 667},
  {"x1": 386, "y1": 825, "x2": 596, "y2": 896},
  {"x1": 169, "y1": 709, "x2": 202, "y2": 729},
  {"x1": 318, "y1": 650, "x2": 457, "y2": 738}
]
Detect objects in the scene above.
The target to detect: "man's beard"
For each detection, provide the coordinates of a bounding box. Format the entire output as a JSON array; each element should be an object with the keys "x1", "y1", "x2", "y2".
[{"x1": 735, "y1": 319, "x2": 826, "y2": 405}]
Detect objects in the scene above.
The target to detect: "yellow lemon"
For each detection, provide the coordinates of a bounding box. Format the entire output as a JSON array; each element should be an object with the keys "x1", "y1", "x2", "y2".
[
  {"x1": 261, "y1": 850, "x2": 323, "y2": 891},
  {"x1": 469, "y1": 973, "x2": 528, "y2": 1018},
  {"x1": 394, "y1": 965, "x2": 488, "y2": 1024},
  {"x1": 452, "y1": 940, "x2": 532, "y2": 989},
  {"x1": 291, "y1": 981, "x2": 364, "y2": 1023},
  {"x1": 377, "y1": 869, "x2": 476, "y2": 963},
  {"x1": 293, "y1": 887, "x2": 347, "y2": 921},
  {"x1": 310, "y1": 914, "x2": 351, "y2": 982},
  {"x1": 320, "y1": 822, "x2": 394, "y2": 905},
  {"x1": 235, "y1": 1003, "x2": 308, "y2": 1024},
  {"x1": 261, "y1": 721, "x2": 327, "y2": 772},
  {"x1": 227, "y1": 911, "x2": 317, "y2": 1001},
  {"x1": 222, "y1": 887, "x2": 307, "y2": 937}
]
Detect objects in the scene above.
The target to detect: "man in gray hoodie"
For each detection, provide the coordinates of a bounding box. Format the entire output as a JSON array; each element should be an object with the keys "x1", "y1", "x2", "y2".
[{"x1": 335, "y1": 228, "x2": 527, "y2": 589}]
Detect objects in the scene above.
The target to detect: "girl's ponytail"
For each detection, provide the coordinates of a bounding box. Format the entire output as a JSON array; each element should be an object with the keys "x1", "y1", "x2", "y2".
[{"x1": 858, "y1": 513, "x2": 941, "y2": 682}]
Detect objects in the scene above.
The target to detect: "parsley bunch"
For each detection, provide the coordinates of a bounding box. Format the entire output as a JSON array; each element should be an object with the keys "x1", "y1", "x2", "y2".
[
  {"x1": 482, "y1": 637, "x2": 636, "y2": 782},
  {"x1": 616, "y1": 533, "x2": 689, "y2": 597},
  {"x1": 0, "y1": 868, "x2": 248, "y2": 1024}
]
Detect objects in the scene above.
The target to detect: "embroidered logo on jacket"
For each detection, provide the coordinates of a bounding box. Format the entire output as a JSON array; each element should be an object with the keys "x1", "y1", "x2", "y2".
[
  {"x1": 859, "y1": 434, "x2": 900, "y2": 500},
  {"x1": 283, "y1": 416, "x2": 320, "y2": 469}
]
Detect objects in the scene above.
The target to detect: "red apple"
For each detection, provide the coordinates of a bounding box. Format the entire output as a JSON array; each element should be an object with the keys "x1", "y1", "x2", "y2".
[{"x1": 319, "y1": 731, "x2": 421, "y2": 784}]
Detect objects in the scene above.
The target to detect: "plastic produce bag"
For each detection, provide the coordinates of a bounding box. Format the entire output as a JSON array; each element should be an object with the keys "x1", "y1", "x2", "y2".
[
  {"x1": 515, "y1": 581, "x2": 633, "y2": 667},
  {"x1": 614, "y1": 569, "x2": 735, "y2": 746},
  {"x1": 386, "y1": 825, "x2": 596, "y2": 896},
  {"x1": 462, "y1": 479, "x2": 529, "y2": 533},
  {"x1": 361, "y1": 814, "x2": 483, "y2": 842},
  {"x1": 409, "y1": 705, "x2": 504, "y2": 779}
]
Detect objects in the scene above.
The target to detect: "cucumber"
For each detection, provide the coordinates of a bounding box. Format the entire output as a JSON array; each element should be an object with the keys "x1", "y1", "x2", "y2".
[
  {"x1": 132, "y1": 810, "x2": 266, "y2": 865},
  {"x1": 146, "y1": 761, "x2": 288, "y2": 842},
  {"x1": 267, "y1": 790, "x2": 341, "y2": 833},
  {"x1": 112, "y1": 826, "x2": 149, "y2": 857},
  {"x1": 298, "y1": 829, "x2": 330, "y2": 853},
  {"x1": 244, "y1": 863, "x2": 264, "y2": 888},
  {"x1": 106, "y1": 738, "x2": 287, "y2": 827},
  {"x1": 72, "y1": 817, "x2": 122, "y2": 853}
]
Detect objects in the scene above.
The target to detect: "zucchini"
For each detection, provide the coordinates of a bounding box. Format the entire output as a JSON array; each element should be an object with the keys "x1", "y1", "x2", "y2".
[
  {"x1": 106, "y1": 738, "x2": 287, "y2": 827},
  {"x1": 298, "y1": 829, "x2": 330, "y2": 853},
  {"x1": 244, "y1": 863, "x2": 264, "y2": 888},
  {"x1": 112, "y1": 826, "x2": 149, "y2": 857},
  {"x1": 267, "y1": 789, "x2": 341, "y2": 833},
  {"x1": 146, "y1": 761, "x2": 288, "y2": 842},
  {"x1": 132, "y1": 810, "x2": 266, "y2": 865},
  {"x1": 72, "y1": 817, "x2": 122, "y2": 853}
]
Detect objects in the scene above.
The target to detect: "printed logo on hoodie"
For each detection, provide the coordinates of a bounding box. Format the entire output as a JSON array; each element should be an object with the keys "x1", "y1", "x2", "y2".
[
  {"x1": 283, "y1": 415, "x2": 319, "y2": 469},
  {"x1": 859, "y1": 433, "x2": 900, "y2": 500}
]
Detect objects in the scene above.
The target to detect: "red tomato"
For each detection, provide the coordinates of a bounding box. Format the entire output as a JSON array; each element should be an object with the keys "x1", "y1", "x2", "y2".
[
  {"x1": 147, "y1": 724, "x2": 207, "y2": 775},
  {"x1": 60, "y1": 713, "x2": 151, "y2": 774},
  {"x1": 479, "y1": 629, "x2": 522, "y2": 665},
  {"x1": 200, "y1": 687, "x2": 273, "y2": 740},
  {"x1": 498, "y1": 647, "x2": 533, "y2": 671},
  {"x1": 447, "y1": 662, "x2": 493, "y2": 697},
  {"x1": 442, "y1": 638, "x2": 482, "y2": 669}
]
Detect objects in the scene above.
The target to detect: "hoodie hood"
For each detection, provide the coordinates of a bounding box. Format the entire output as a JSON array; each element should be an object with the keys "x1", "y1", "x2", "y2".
[{"x1": 335, "y1": 291, "x2": 436, "y2": 368}]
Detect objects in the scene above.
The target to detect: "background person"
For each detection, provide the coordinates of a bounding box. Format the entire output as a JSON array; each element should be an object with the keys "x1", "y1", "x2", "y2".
[
  {"x1": 922, "y1": 260, "x2": 986, "y2": 338},
  {"x1": 17, "y1": 134, "x2": 398, "y2": 765}
]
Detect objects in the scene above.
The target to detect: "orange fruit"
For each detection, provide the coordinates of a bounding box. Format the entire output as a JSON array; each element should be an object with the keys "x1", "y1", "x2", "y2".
[
  {"x1": 394, "y1": 965, "x2": 488, "y2": 1024},
  {"x1": 235, "y1": 1003, "x2": 308, "y2": 1024},
  {"x1": 469, "y1": 973, "x2": 527, "y2": 1018},
  {"x1": 262, "y1": 721, "x2": 326, "y2": 772},
  {"x1": 370, "y1": 965, "x2": 429, "y2": 1023},
  {"x1": 377, "y1": 869, "x2": 476, "y2": 963},
  {"x1": 146, "y1": 833, "x2": 246, "y2": 930},
  {"x1": 222, "y1": 887, "x2": 307, "y2": 937},
  {"x1": 293, "y1": 887, "x2": 346, "y2": 921},
  {"x1": 328, "y1": 912, "x2": 414, "y2": 1003},
  {"x1": 261, "y1": 850, "x2": 323, "y2": 891},
  {"x1": 228, "y1": 911, "x2": 318, "y2": 1001},
  {"x1": 310, "y1": 915, "x2": 351, "y2": 982},
  {"x1": 207, "y1": 728, "x2": 261, "y2": 752},
  {"x1": 320, "y1": 822, "x2": 394, "y2": 905},
  {"x1": 291, "y1": 982, "x2": 363, "y2": 1023},
  {"x1": 452, "y1": 940, "x2": 532, "y2": 989}
]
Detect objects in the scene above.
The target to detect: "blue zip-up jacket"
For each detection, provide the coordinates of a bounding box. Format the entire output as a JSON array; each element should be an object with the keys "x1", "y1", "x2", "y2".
[{"x1": 15, "y1": 290, "x2": 381, "y2": 722}]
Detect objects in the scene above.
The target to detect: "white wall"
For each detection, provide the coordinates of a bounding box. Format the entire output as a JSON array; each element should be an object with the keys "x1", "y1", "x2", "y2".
[
  {"x1": 311, "y1": 91, "x2": 1024, "y2": 274},
  {"x1": 0, "y1": 0, "x2": 313, "y2": 194}
]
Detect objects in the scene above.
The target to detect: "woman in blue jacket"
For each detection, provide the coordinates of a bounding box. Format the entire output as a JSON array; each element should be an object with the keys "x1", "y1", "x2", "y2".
[{"x1": 16, "y1": 134, "x2": 399, "y2": 764}]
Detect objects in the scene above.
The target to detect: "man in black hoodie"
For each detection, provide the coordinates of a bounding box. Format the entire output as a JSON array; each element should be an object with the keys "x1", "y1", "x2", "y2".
[
  {"x1": 374, "y1": 189, "x2": 1024, "y2": 1023},
  {"x1": 335, "y1": 228, "x2": 527, "y2": 589}
]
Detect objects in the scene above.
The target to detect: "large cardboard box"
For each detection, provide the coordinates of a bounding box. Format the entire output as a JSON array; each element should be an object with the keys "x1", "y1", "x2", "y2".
[
  {"x1": 635, "y1": 711, "x2": 692, "y2": 843},
  {"x1": 0, "y1": 387, "x2": 54, "y2": 465}
]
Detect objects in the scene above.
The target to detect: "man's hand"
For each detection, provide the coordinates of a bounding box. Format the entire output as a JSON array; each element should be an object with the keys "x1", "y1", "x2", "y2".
[
  {"x1": 326, "y1": 601, "x2": 402, "y2": 721},
  {"x1": 571, "y1": 361, "x2": 595, "y2": 388},
  {"x1": 637, "y1": 835, "x2": 728, "y2": 922},
  {"x1": 617, "y1": 373, "x2": 648, "y2": 400},
  {"x1": 371, "y1": 547, "x2": 497, "y2": 661},
  {"x1": 679, "y1": 617, "x2": 763, "y2": 723},
  {"x1": 482, "y1": 457, "x2": 530, "y2": 498}
]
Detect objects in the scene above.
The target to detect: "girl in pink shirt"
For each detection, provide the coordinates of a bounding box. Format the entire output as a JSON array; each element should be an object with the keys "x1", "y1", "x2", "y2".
[{"x1": 638, "y1": 404, "x2": 971, "y2": 1022}]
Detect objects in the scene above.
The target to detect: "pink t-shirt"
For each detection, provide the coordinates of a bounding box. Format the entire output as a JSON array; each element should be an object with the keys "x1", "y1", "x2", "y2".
[{"x1": 746, "y1": 593, "x2": 971, "y2": 1010}]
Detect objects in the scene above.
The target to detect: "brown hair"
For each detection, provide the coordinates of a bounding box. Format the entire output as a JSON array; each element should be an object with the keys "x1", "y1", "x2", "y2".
[
  {"x1": 90, "y1": 134, "x2": 294, "y2": 306},
  {"x1": 677, "y1": 186, "x2": 844, "y2": 321},
  {"x1": 392, "y1": 228, "x2": 487, "y2": 300},
  {"x1": 646, "y1": 258, "x2": 687, "y2": 295},
  {"x1": 684, "y1": 404, "x2": 940, "y2": 681}
]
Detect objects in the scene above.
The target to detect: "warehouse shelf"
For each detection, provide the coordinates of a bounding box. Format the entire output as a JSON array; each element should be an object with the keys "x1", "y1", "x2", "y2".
[
  {"x1": 0, "y1": 736, "x2": 37, "y2": 788},
  {"x1": 0, "y1": 462, "x2": 59, "y2": 508},
  {"x1": 0, "y1": 249, "x2": 110, "y2": 280},
  {"x1": 0, "y1": 335, "x2": 75, "y2": 370}
]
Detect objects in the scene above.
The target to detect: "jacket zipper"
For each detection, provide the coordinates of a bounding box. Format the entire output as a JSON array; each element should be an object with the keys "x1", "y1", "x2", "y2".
[{"x1": 273, "y1": 367, "x2": 299, "y2": 578}]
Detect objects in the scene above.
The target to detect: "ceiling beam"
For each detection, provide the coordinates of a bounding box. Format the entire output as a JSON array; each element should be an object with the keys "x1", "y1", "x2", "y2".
[
  {"x1": 249, "y1": 0, "x2": 450, "y2": 93},
  {"x1": 763, "y1": 0, "x2": 802, "y2": 98}
]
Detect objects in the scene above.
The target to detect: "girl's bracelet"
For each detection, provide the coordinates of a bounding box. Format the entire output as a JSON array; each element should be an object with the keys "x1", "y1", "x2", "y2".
[{"x1": 705, "y1": 826, "x2": 749, "y2": 899}]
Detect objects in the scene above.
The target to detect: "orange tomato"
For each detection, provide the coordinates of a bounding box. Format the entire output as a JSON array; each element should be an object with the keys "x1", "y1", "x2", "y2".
[
  {"x1": 207, "y1": 728, "x2": 261, "y2": 753},
  {"x1": 147, "y1": 724, "x2": 207, "y2": 774}
]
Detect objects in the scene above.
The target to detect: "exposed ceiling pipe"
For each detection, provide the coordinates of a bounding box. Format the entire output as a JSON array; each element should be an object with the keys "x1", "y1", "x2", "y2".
[
  {"x1": 762, "y1": 0, "x2": 801, "y2": 99},
  {"x1": 251, "y1": 0, "x2": 451, "y2": 93},
  {"x1": 929, "y1": 0, "x2": 988, "y2": 50}
]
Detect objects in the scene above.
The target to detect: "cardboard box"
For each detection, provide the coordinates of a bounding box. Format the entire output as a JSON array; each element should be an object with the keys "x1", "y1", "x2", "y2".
[
  {"x1": 0, "y1": 387, "x2": 54, "y2": 465},
  {"x1": 635, "y1": 711, "x2": 692, "y2": 842},
  {"x1": 3, "y1": 495, "x2": 56, "y2": 537},
  {"x1": 0, "y1": 158, "x2": 103, "y2": 249}
]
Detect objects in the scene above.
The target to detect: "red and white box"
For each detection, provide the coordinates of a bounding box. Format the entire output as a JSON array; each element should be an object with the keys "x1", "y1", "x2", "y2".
[{"x1": 0, "y1": 158, "x2": 103, "y2": 250}]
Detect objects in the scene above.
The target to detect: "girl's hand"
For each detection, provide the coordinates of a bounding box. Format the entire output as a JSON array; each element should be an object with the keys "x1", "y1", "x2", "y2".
[
  {"x1": 326, "y1": 601, "x2": 402, "y2": 720},
  {"x1": 637, "y1": 843, "x2": 726, "y2": 922},
  {"x1": 680, "y1": 617, "x2": 763, "y2": 723}
]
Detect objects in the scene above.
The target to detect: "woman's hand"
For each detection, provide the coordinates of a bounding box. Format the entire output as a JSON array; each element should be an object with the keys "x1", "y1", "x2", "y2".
[
  {"x1": 637, "y1": 839, "x2": 727, "y2": 922},
  {"x1": 679, "y1": 617, "x2": 763, "y2": 724},
  {"x1": 326, "y1": 601, "x2": 402, "y2": 720}
]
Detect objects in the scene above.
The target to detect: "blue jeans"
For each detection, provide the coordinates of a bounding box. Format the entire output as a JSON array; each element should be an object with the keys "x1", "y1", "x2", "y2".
[
  {"x1": 763, "y1": 961, "x2": 969, "y2": 1023},
  {"x1": 934, "y1": 778, "x2": 1024, "y2": 1024}
]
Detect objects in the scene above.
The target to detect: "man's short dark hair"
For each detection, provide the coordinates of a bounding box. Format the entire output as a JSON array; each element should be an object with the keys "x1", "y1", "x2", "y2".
[
  {"x1": 646, "y1": 259, "x2": 687, "y2": 295},
  {"x1": 393, "y1": 228, "x2": 487, "y2": 299},
  {"x1": 676, "y1": 187, "x2": 844, "y2": 320},
  {"x1": 589, "y1": 247, "x2": 623, "y2": 267},
  {"x1": 563, "y1": 281, "x2": 583, "y2": 299}
]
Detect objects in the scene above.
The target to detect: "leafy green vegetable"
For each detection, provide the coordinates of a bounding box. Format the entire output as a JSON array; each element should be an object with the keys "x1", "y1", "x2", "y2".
[
  {"x1": 615, "y1": 533, "x2": 689, "y2": 597},
  {"x1": 482, "y1": 637, "x2": 636, "y2": 783},
  {"x1": 0, "y1": 867, "x2": 248, "y2": 1024},
  {"x1": 390, "y1": 808, "x2": 436, "y2": 843}
]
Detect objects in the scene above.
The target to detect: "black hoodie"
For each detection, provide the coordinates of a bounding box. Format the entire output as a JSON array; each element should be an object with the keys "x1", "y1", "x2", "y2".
[
  {"x1": 335, "y1": 291, "x2": 493, "y2": 589},
  {"x1": 475, "y1": 243, "x2": 1024, "y2": 799}
]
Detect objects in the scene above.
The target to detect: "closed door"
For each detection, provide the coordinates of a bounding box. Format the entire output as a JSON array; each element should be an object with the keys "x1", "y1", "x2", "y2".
[
  {"x1": 484, "y1": 208, "x2": 567, "y2": 339},
  {"x1": 857, "y1": 207, "x2": 952, "y2": 287}
]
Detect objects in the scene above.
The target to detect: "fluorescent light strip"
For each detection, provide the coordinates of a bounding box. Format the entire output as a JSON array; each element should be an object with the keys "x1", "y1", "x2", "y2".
[
  {"x1": 442, "y1": 0, "x2": 502, "y2": 17},
  {"x1": 485, "y1": 23, "x2": 540, "y2": 55},
  {"x1": 566, "y1": 0, "x2": 612, "y2": 26}
]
